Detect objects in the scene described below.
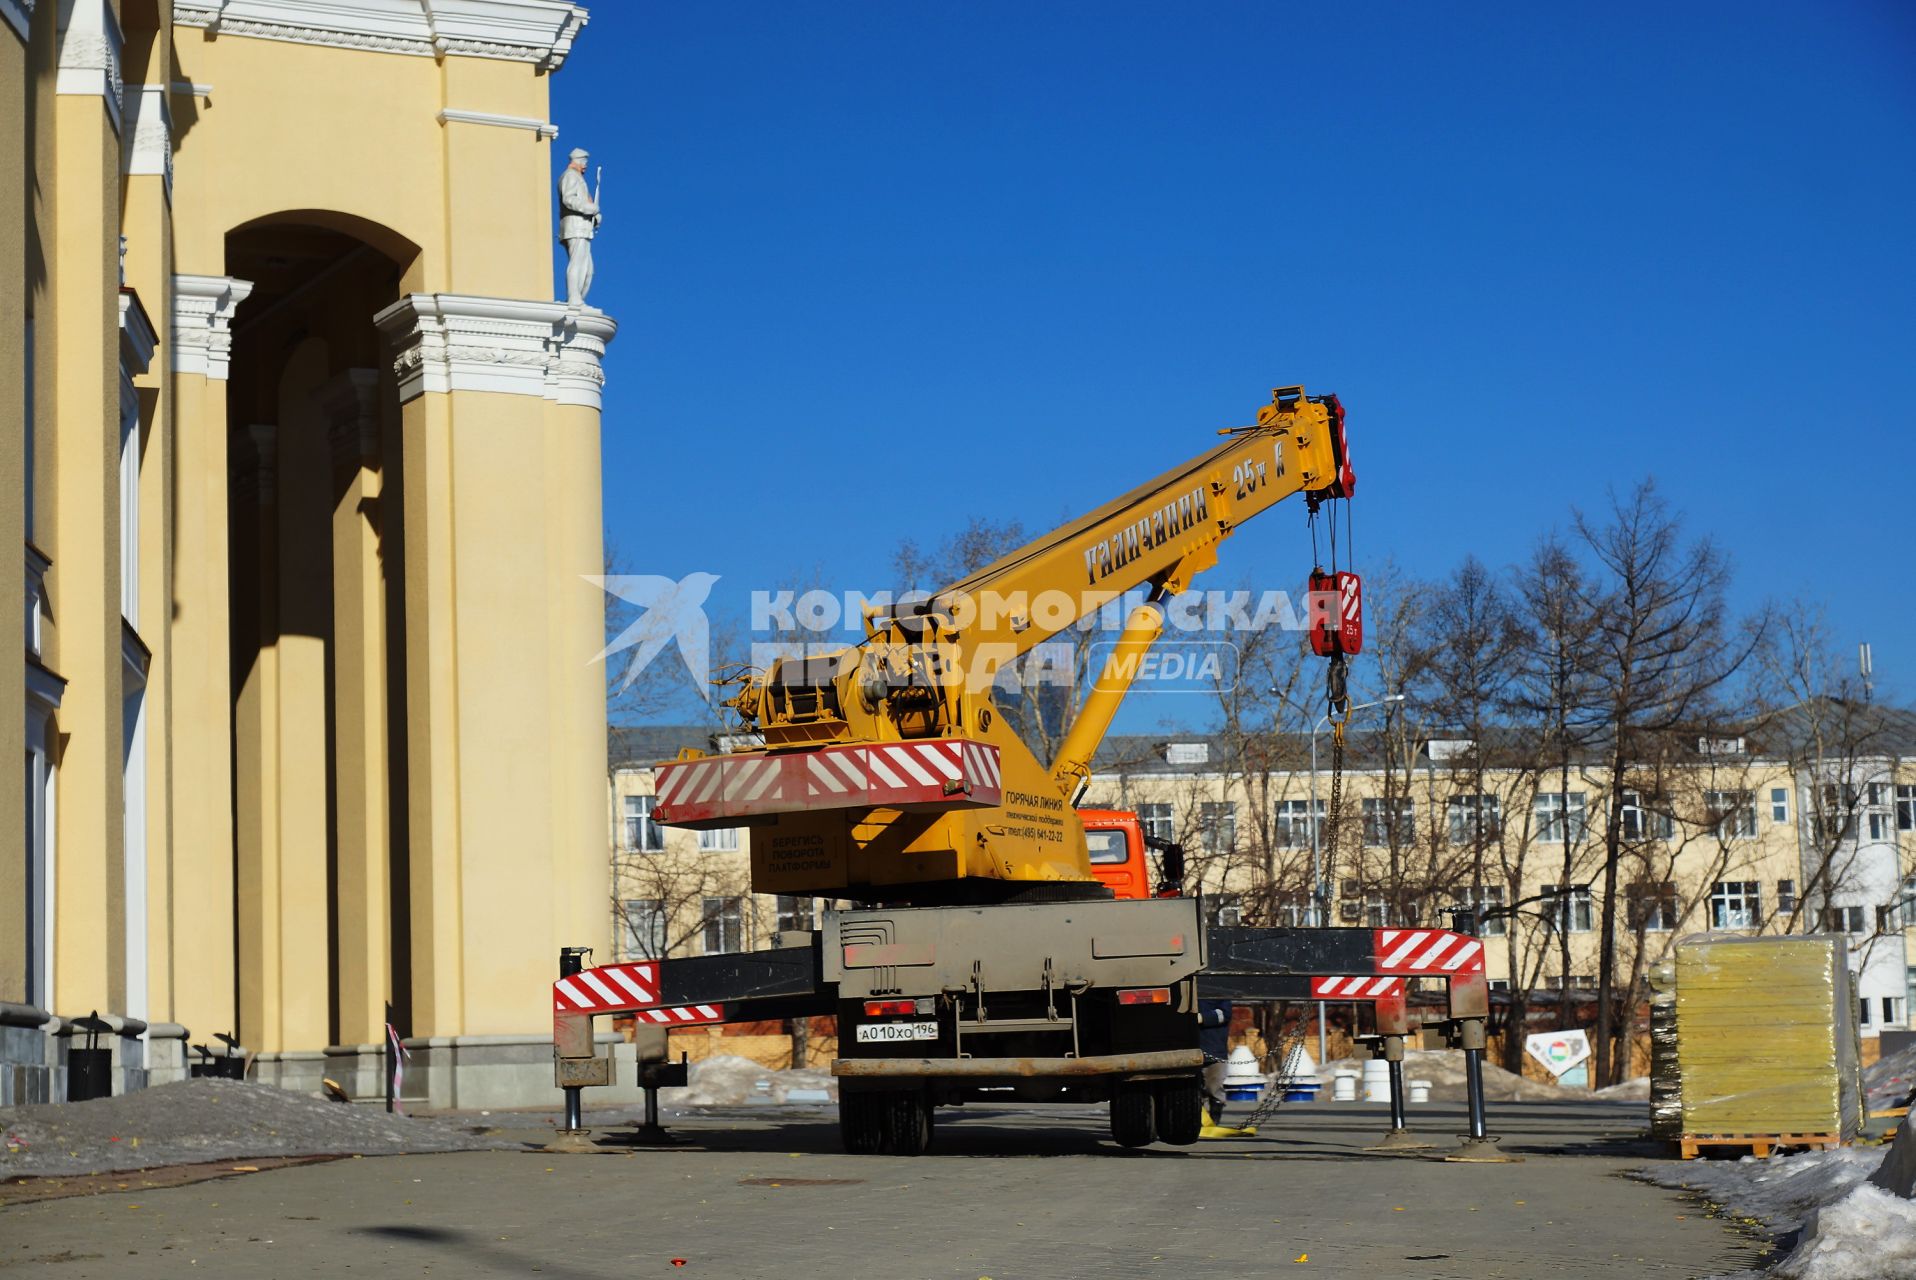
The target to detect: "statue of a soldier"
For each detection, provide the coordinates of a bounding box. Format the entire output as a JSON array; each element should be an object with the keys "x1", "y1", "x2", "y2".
[{"x1": 558, "y1": 146, "x2": 601, "y2": 308}]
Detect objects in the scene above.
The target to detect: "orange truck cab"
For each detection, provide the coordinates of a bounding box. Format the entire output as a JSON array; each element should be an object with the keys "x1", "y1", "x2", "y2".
[{"x1": 1080, "y1": 809, "x2": 1152, "y2": 900}]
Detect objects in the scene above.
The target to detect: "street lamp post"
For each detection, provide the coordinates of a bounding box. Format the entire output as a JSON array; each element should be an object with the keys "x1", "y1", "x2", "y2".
[{"x1": 1307, "y1": 693, "x2": 1405, "y2": 1064}]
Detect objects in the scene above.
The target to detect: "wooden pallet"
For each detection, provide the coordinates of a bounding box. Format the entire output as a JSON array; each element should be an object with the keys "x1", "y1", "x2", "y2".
[{"x1": 1679, "y1": 1132, "x2": 1841, "y2": 1160}]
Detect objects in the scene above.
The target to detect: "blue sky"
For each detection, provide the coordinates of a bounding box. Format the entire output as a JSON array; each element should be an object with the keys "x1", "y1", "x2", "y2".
[{"x1": 555, "y1": 2, "x2": 1915, "y2": 720}]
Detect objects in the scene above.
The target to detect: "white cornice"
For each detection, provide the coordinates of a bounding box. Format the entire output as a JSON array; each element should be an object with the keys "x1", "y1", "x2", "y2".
[
  {"x1": 373, "y1": 293, "x2": 617, "y2": 410},
  {"x1": 173, "y1": 0, "x2": 589, "y2": 70},
  {"x1": 120, "y1": 290, "x2": 158, "y2": 375},
  {"x1": 172, "y1": 274, "x2": 256, "y2": 380},
  {"x1": 438, "y1": 107, "x2": 557, "y2": 140},
  {"x1": 2, "y1": 0, "x2": 33, "y2": 44},
  {"x1": 55, "y1": 0, "x2": 123, "y2": 133},
  {"x1": 122, "y1": 84, "x2": 174, "y2": 198}
]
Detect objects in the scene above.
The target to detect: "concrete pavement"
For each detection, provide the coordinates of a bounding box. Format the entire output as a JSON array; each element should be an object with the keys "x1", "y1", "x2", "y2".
[{"x1": 0, "y1": 1100, "x2": 1770, "y2": 1278}]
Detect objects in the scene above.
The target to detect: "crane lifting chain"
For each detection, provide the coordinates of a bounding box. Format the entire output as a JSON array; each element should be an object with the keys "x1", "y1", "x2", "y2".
[{"x1": 1324, "y1": 654, "x2": 1349, "y2": 894}]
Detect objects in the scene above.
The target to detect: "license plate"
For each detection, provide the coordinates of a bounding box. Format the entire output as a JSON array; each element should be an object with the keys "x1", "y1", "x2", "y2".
[{"x1": 855, "y1": 1020, "x2": 938, "y2": 1044}]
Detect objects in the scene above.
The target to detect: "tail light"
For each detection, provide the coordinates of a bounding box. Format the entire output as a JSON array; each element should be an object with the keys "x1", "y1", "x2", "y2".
[
  {"x1": 863, "y1": 999, "x2": 918, "y2": 1017},
  {"x1": 1117, "y1": 987, "x2": 1171, "y2": 1006}
]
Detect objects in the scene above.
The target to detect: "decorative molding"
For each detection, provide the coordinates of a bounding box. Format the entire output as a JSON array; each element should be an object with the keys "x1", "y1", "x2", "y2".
[
  {"x1": 55, "y1": 0, "x2": 123, "y2": 133},
  {"x1": 438, "y1": 107, "x2": 557, "y2": 140},
  {"x1": 172, "y1": 274, "x2": 255, "y2": 380},
  {"x1": 119, "y1": 289, "x2": 158, "y2": 377},
  {"x1": 317, "y1": 367, "x2": 382, "y2": 470},
  {"x1": 168, "y1": 80, "x2": 215, "y2": 98},
  {"x1": 2, "y1": 0, "x2": 33, "y2": 45},
  {"x1": 373, "y1": 293, "x2": 616, "y2": 410},
  {"x1": 174, "y1": 0, "x2": 589, "y2": 70},
  {"x1": 122, "y1": 85, "x2": 174, "y2": 196}
]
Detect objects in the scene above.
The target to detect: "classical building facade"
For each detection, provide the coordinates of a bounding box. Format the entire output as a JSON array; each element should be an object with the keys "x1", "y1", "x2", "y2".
[
  {"x1": 3, "y1": 0, "x2": 612, "y2": 1107},
  {"x1": 607, "y1": 713, "x2": 1916, "y2": 1044}
]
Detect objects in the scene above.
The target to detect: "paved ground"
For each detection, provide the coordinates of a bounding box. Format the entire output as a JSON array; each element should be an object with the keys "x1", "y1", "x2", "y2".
[{"x1": 1, "y1": 1099, "x2": 1772, "y2": 1278}]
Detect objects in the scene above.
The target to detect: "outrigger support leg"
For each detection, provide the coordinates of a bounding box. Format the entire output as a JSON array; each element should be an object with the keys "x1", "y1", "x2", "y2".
[
  {"x1": 1368, "y1": 1032, "x2": 1434, "y2": 1152},
  {"x1": 1444, "y1": 1015, "x2": 1520, "y2": 1163}
]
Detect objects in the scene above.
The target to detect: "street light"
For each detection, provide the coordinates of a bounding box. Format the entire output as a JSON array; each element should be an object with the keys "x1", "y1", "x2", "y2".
[{"x1": 1306, "y1": 693, "x2": 1405, "y2": 1065}]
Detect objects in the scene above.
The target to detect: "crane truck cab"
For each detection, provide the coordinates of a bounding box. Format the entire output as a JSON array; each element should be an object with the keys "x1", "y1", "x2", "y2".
[{"x1": 1080, "y1": 809, "x2": 1147, "y2": 899}]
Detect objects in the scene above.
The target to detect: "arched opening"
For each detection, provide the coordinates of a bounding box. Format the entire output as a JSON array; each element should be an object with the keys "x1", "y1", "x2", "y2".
[{"x1": 223, "y1": 219, "x2": 417, "y2": 1057}]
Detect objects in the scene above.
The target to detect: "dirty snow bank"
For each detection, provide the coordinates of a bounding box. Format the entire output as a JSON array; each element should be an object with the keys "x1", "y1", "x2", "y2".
[
  {"x1": 1769, "y1": 1182, "x2": 1916, "y2": 1279},
  {"x1": 1316, "y1": 1050, "x2": 1566, "y2": 1102},
  {"x1": 1640, "y1": 1146, "x2": 1881, "y2": 1234},
  {"x1": 0, "y1": 1078, "x2": 510, "y2": 1178},
  {"x1": 659, "y1": 1055, "x2": 837, "y2": 1107}
]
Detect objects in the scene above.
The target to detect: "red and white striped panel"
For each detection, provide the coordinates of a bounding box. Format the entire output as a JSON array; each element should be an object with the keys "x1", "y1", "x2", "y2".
[
  {"x1": 655, "y1": 739, "x2": 1002, "y2": 826},
  {"x1": 551, "y1": 962, "x2": 725, "y2": 1026},
  {"x1": 1371, "y1": 929, "x2": 1485, "y2": 975},
  {"x1": 629, "y1": 1003, "x2": 725, "y2": 1026},
  {"x1": 1311, "y1": 975, "x2": 1406, "y2": 999}
]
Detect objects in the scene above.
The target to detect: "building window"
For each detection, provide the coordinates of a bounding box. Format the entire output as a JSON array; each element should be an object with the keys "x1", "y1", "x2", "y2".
[
  {"x1": 1629, "y1": 880, "x2": 1679, "y2": 932},
  {"x1": 1275, "y1": 799, "x2": 1322, "y2": 848},
  {"x1": 620, "y1": 898, "x2": 667, "y2": 959},
  {"x1": 1771, "y1": 787, "x2": 1790, "y2": 823},
  {"x1": 1777, "y1": 879, "x2": 1798, "y2": 917},
  {"x1": 1361, "y1": 797, "x2": 1413, "y2": 847},
  {"x1": 1821, "y1": 905, "x2": 1866, "y2": 935},
  {"x1": 774, "y1": 895, "x2": 815, "y2": 936},
  {"x1": 1884, "y1": 997, "x2": 1906, "y2": 1028},
  {"x1": 1137, "y1": 802, "x2": 1175, "y2": 845},
  {"x1": 1860, "y1": 997, "x2": 1873, "y2": 1028},
  {"x1": 1898, "y1": 785, "x2": 1916, "y2": 833},
  {"x1": 702, "y1": 896, "x2": 745, "y2": 954},
  {"x1": 623, "y1": 795, "x2": 664, "y2": 852},
  {"x1": 1209, "y1": 893, "x2": 1243, "y2": 928},
  {"x1": 1865, "y1": 783, "x2": 1892, "y2": 842},
  {"x1": 1447, "y1": 794, "x2": 1500, "y2": 844},
  {"x1": 1709, "y1": 880, "x2": 1761, "y2": 929},
  {"x1": 1465, "y1": 884, "x2": 1507, "y2": 936},
  {"x1": 1543, "y1": 883, "x2": 1593, "y2": 933},
  {"x1": 1270, "y1": 892, "x2": 1312, "y2": 927},
  {"x1": 1705, "y1": 791, "x2": 1757, "y2": 840},
  {"x1": 1198, "y1": 802, "x2": 1236, "y2": 855},
  {"x1": 1621, "y1": 790, "x2": 1674, "y2": 841},
  {"x1": 1534, "y1": 791, "x2": 1587, "y2": 843},
  {"x1": 697, "y1": 826, "x2": 741, "y2": 852}
]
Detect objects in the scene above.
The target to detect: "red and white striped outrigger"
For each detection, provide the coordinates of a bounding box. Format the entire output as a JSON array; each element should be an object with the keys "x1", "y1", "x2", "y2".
[{"x1": 651, "y1": 737, "x2": 1003, "y2": 827}]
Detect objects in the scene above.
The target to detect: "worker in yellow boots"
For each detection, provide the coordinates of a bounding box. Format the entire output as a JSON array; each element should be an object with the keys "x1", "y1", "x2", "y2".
[{"x1": 1198, "y1": 998, "x2": 1256, "y2": 1138}]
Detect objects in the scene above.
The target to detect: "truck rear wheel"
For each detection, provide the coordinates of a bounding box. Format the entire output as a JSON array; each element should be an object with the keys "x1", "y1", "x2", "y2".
[
  {"x1": 1110, "y1": 1086, "x2": 1158, "y2": 1148},
  {"x1": 885, "y1": 1092, "x2": 932, "y2": 1156},
  {"x1": 1155, "y1": 1080, "x2": 1203, "y2": 1146},
  {"x1": 840, "y1": 1091, "x2": 886, "y2": 1154}
]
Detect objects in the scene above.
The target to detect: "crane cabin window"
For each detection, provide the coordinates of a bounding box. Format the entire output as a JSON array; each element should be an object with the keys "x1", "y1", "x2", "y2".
[{"x1": 1085, "y1": 828, "x2": 1130, "y2": 864}]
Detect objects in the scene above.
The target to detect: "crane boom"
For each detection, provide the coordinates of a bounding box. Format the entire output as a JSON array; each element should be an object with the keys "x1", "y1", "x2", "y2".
[{"x1": 656, "y1": 386, "x2": 1354, "y2": 905}]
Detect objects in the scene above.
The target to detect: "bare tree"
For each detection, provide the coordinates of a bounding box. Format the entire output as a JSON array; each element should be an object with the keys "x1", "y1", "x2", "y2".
[
  {"x1": 1571, "y1": 481, "x2": 1764, "y2": 1086},
  {"x1": 1508, "y1": 535, "x2": 1602, "y2": 1032}
]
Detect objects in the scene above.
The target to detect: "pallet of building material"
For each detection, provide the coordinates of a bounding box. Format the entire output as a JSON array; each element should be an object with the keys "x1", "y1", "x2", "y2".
[
  {"x1": 1672, "y1": 934, "x2": 1862, "y2": 1149},
  {"x1": 1678, "y1": 1131, "x2": 1842, "y2": 1160}
]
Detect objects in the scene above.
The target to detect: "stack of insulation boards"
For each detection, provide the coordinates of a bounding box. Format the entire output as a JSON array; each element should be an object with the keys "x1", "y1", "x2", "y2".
[{"x1": 1673, "y1": 933, "x2": 1862, "y2": 1147}]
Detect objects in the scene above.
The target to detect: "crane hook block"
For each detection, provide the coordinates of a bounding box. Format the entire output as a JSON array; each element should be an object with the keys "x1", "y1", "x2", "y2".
[{"x1": 1307, "y1": 570, "x2": 1364, "y2": 658}]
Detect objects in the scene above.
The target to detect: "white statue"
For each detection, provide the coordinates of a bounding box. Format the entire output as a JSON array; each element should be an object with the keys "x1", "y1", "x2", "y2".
[{"x1": 558, "y1": 146, "x2": 601, "y2": 308}]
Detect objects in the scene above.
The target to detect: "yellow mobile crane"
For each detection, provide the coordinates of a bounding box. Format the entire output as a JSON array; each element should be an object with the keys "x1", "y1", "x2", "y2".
[
  {"x1": 657, "y1": 385, "x2": 1357, "y2": 902},
  {"x1": 553, "y1": 388, "x2": 1500, "y2": 1157}
]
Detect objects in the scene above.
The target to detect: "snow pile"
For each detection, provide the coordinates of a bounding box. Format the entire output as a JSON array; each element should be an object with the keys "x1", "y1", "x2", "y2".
[
  {"x1": 661, "y1": 1055, "x2": 836, "y2": 1107},
  {"x1": 1317, "y1": 1050, "x2": 1565, "y2": 1103},
  {"x1": 1593, "y1": 1076, "x2": 1652, "y2": 1101},
  {"x1": 1868, "y1": 1043, "x2": 1916, "y2": 1112},
  {"x1": 1641, "y1": 1146, "x2": 1882, "y2": 1233},
  {"x1": 0, "y1": 1079, "x2": 507, "y2": 1178},
  {"x1": 1772, "y1": 1182, "x2": 1916, "y2": 1279}
]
